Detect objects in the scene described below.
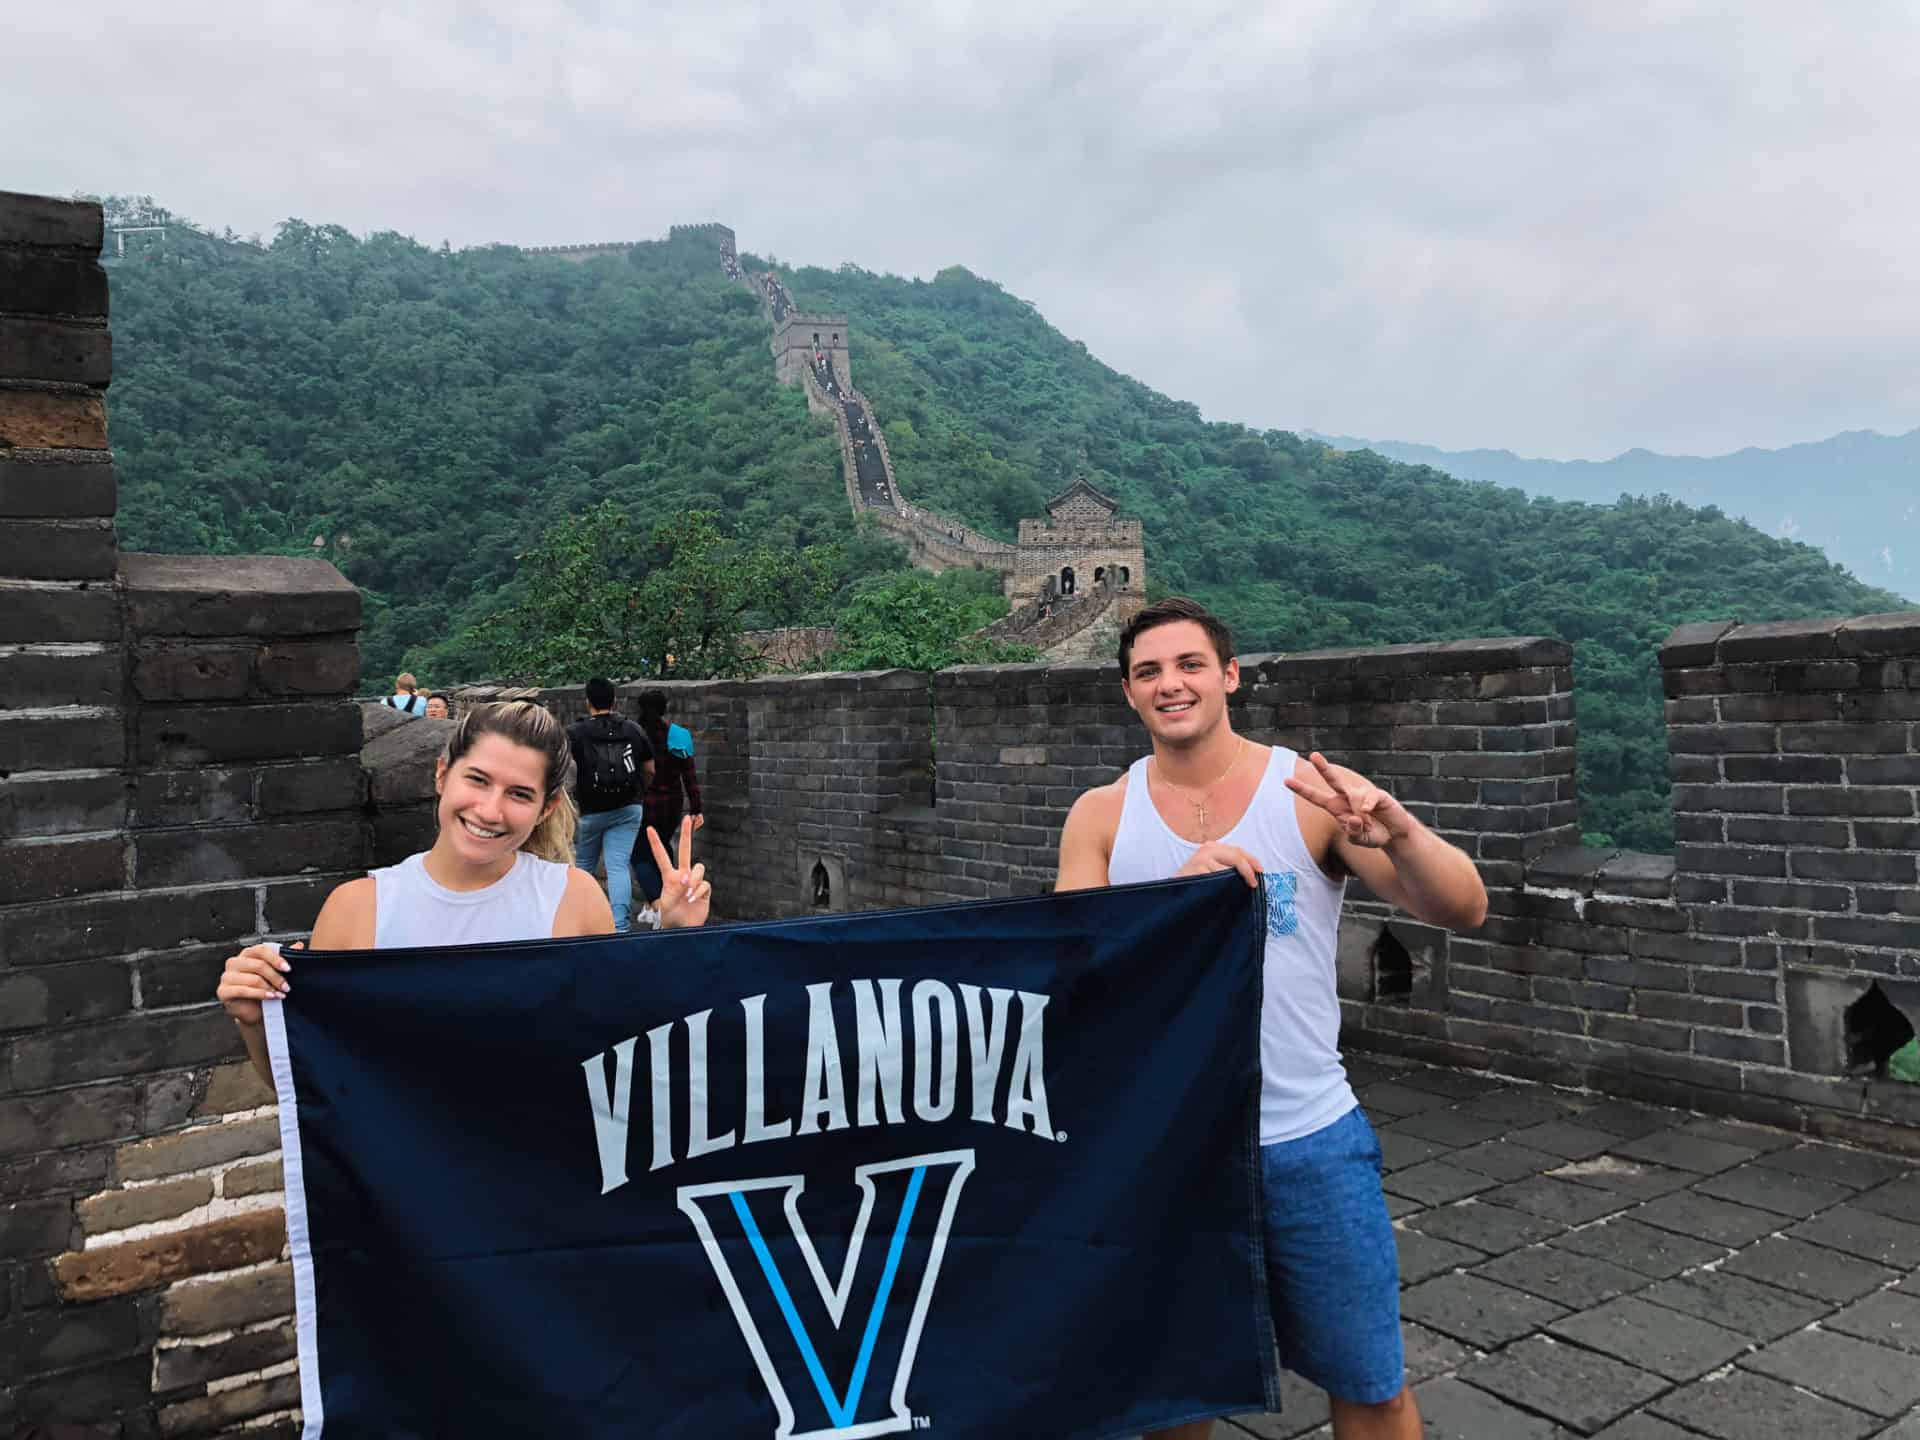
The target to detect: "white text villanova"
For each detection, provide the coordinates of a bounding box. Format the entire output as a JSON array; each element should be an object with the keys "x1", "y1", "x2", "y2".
[{"x1": 581, "y1": 980, "x2": 1053, "y2": 1193}]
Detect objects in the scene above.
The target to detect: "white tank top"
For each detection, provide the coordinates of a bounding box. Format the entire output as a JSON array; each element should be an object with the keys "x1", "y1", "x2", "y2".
[
  {"x1": 1107, "y1": 746, "x2": 1356, "y2": 1144},
  {"x1": 371, "y1": 851, "x2": 573, "y2": 949}
]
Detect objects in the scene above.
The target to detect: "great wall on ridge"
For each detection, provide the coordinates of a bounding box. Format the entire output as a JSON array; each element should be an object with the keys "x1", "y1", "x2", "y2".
[
  {"x1": 535, "y1": 224, "x2": 1147, "y2": 664},
  {"x1": 3, "y1": 194, "x2": 1920, "y2": 1433}
]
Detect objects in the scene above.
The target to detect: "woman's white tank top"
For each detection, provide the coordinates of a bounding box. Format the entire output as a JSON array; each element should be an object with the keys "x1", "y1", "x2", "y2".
[
  {"x1": 371, "y1": 851, "x2": 573, "y2": 949},
  {"x1": 1107, "y1": 745, "x2": 1357, "y2": 1144}
]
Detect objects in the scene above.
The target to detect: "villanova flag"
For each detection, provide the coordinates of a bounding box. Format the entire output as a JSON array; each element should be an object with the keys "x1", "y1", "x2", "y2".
[{"x1": 266, "y1": 873, "x2": 1279, "y2": 1438}]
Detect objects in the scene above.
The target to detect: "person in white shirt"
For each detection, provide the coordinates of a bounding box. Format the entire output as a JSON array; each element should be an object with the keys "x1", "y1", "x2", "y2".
[
  {"x1": 217, "y1": 700, "x2": 712, "y2": 1087},
  {"x1": 1056, "y1": 597, "x2": 1487, "y2": 1440}
]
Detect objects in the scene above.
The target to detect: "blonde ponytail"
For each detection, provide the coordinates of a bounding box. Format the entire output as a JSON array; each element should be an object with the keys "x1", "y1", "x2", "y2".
[
  {"x1": 525, "y1": 787, "x2": 579, "y2": 865},
  {"x1": 442, "y1": 700, "x2": 578, "y2": 862}
]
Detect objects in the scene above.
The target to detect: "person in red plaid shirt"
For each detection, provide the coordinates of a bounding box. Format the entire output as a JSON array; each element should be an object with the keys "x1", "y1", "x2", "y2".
[{"x1": 635, "y1": 690, "x2": 703, "y2": 923}]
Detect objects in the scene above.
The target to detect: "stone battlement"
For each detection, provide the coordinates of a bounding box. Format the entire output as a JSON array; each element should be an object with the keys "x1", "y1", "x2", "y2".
[
  {"x1": 520, "y1": 224, "x2": 737, "y2": 267},
  {"x1": 2, "y1": 190, "x2": 366, "y2": 1433},
  {"x1": 388, "y1": 622, "x2": 1920, "y2": 1158},
  {"x1": 518, "y1": 241, "x2": 643, "y2": 262}
]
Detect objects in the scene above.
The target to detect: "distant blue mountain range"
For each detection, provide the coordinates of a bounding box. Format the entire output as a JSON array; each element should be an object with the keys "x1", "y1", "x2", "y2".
[{"x1": 1307, "y1": 427, "x2": 1918, "y2": 604}]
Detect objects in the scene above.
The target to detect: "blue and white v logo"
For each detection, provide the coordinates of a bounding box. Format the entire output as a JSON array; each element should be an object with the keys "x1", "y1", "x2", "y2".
[{"x1": 678, "y1": 1150, "x2": 976, "y2": 1439}]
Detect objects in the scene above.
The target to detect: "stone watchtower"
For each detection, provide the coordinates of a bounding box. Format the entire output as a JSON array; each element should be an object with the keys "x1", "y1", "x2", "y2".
[
  {"x1": 771, "y1": 312, "x2": 850, "y2": 394},
  {"x1": 1011, "y1": 477, "x2": 1145, "y2": 604},
  {"x1": 668, "y1": 221, "x2": 737, "y2": 272}
]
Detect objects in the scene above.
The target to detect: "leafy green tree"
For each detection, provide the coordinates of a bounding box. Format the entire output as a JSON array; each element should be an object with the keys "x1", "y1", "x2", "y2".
[
  {"x1": 827, "y1": 571, "x2": 1038, "y2": 671},
  {"x1": 477, "y1": 503, "x2": 837, "y2": 682}
]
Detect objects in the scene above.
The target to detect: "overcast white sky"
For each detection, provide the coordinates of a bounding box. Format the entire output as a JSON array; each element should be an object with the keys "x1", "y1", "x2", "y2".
[{"x1": 10, "y1": 0, "x2": 1920, "y2": 459}]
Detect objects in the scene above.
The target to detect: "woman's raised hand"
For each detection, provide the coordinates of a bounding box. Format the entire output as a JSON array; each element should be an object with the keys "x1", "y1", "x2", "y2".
[
  {"x1": 650, "y1": 815, "x2": 712, "y2": 929},
  {"x1": 216, "y1": 942, "x2": 294, "y2": 1026}
]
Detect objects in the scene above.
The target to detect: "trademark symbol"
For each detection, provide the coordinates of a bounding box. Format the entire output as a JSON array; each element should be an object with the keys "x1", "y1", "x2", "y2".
[
  {"x1": 913, "y1": 1415, "x2": 932, "y2": 1429},
  {"x1": 1054, "y1": 1130, "x2": 1068, "y2": 1143}
]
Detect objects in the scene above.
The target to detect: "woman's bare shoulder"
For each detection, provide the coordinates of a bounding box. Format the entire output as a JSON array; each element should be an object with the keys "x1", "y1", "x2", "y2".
[
  {"x1": 310, "y1": 876, "x2": 377, "y2": 949},
  {"x1": 553, "y1": 865, "x2": 616, "y2": 938}
]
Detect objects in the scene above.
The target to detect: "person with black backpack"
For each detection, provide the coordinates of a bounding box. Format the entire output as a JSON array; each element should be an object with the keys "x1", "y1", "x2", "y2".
[
  {"x1": 383, "y1": 672, "x2": 427, "y2": 717},
  {"x1": 567, "y1": 678, "x2": 654, "y2": 933}
]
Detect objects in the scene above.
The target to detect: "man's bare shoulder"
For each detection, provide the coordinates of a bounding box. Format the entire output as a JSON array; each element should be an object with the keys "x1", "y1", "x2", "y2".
[
  {"x1": 1065, "y1": 773, "x2": 1129, "y2": 835},
  {"x1": 1056, "y1": 773, "x2": 1131, "y2": 890}
]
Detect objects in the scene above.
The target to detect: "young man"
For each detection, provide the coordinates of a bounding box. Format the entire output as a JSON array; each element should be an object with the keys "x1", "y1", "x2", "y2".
[
  {"x1": 1056, "y1": 598, "x2": 1487, "y2": 1440},
  {"x1": 568, "y1": 678, "x2": 654, "y2": 933}
]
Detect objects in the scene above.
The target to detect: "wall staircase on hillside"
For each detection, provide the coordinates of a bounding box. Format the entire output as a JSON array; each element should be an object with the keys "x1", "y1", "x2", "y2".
[
  {"x1": 701, "y1": 234, "x2": 1136, "y2": 657},
  {"x1": 743, "y1": 263, "x2": 1019, "y2": 579}
]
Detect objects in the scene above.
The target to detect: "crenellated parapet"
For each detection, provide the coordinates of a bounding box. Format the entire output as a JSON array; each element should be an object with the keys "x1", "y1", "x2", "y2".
[
  {"x1": 365, "y1": 619, "x2": 1920, "y2": 1153},
  {"x1": 1, "y1": 189, "x2": 368, "y2": 1433},
  {"x1": 518, "y1": 241, "x2": 643, "y2": 263}
]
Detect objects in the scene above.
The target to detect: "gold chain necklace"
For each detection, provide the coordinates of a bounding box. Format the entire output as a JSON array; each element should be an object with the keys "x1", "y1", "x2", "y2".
[{"x1": 1154, "y1": 737, "x2": 1247, "y2": 842}]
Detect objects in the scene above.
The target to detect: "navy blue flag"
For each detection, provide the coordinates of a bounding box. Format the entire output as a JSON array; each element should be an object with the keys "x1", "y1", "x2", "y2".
[{"x1": 266, "y1": 873, "x2": 1278, "y2": 1438}]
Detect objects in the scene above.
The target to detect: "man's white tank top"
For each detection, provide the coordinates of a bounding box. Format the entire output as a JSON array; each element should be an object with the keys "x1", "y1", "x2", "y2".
[
  {"x1": 371, "y1": 851, "x2": 573, "y2": 949},
  {"x1": 1107, "y1": 745, "x2": 1356, "y2": 1145}
]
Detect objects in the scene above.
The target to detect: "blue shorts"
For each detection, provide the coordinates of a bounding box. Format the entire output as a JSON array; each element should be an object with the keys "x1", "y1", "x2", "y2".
[{"x1": 1260, "y1": 1105, "x2": 1405, "y2": 1404}]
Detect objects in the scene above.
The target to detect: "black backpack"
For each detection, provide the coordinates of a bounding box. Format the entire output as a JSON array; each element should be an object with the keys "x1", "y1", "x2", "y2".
[{"x1": 579, "y1": 721, "x2": 639, "y2": 805}]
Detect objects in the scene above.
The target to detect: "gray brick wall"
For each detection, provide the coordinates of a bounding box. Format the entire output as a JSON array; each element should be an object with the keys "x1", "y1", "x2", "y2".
[
  {"x1": 408, "y1": 626, "x2": 1920, "y2": 1155},
  {"x1": 0, "y1": 191, "x2": 368, "y2": 1436}
]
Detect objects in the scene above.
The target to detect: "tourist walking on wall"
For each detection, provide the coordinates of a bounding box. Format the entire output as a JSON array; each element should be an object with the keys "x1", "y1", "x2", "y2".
[
  {"x1": 635, "y1": 690, "x2": 703, "y2": 909},
  {"x1": 384, "y1": 672, "x2": 426, "y2": 716},
  {"x1": 568, "y1": 678, "x2": 654, "y2": 933},
  {"x1": 1055, "y1": 597, "x2": 1487, "y2": 1440},
  {"x1": 217, "y1": 701, "x2": 711, "y2": 1087}
]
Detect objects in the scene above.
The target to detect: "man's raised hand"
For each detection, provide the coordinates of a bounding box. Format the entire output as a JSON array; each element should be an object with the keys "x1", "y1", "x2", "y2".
[
  {"x1": 649, "y1": 815, "x2": 712, "y2": 928},
  {"x1": 1174, "y1": 842, "x2": 1264, "y2": 888},
  {"x1": 1284, "y1": 751, "x2": 1411, "y2": 850}
]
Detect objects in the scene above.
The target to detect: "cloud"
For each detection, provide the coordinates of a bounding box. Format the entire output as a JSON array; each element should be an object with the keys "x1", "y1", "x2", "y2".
[{"x1": 8, "y1": 0, "x2": 1917, "y2": 458}]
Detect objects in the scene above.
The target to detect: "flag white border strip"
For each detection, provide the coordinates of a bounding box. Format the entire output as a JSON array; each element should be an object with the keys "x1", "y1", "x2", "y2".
[{"x1": 264, "y1": 992, "x2": 325, "y2": 1438}]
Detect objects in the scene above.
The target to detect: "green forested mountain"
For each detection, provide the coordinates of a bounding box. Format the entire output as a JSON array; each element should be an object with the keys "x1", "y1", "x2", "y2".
[
  {"x1": 1308, "y1": 427, "x2": 1920, "y2": 604},
  {"x1": 105, "y1": 217, "x2": 892, "y2": 683},
  {"x1": 102, "y1": 209, "x2": 1907, "y2": 851}
]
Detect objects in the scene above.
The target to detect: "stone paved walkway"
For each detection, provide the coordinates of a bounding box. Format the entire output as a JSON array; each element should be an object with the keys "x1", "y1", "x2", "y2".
[{"x1": 1213, "y1": 1055, "x2": 1920, "y2": 1440}]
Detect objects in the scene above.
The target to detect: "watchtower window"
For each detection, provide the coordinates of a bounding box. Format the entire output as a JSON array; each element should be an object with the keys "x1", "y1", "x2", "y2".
[
  {"x1": 1060, "y1": 566, "x2": 1076, "y2": 595},
  {"x1": 832, "y1": 333, "x2": 840, "y2": 343},
  {"x1": 1119, "y1": 565, "x2": 1131, "y2": 586},
  {"x1": 810, "y1": 860, "x2": 832, "y2": 910},
  {"x1": 1093, "y1": 566, "x2": 1106, "y2": 583},
  {"x1": 812, "y1": 332, "x2": 820, "y2": 343}
]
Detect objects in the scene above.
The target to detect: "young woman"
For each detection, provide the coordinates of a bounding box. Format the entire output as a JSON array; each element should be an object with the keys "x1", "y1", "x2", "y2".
[{"x1": 217, "y1": 700, "x2": 711, "y2": 1084}]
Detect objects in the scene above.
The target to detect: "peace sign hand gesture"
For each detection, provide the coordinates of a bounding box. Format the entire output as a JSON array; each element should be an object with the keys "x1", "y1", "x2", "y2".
[
  {"x1": 649, "y1": 815, "x2": 712, "y2": 929},
  {"x1": 1284, "y1": 751, "x2": 1412, "y2": 850}
]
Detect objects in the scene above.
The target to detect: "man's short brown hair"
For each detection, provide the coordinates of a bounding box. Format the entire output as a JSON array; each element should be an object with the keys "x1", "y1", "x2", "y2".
[{"x1": 1117, "y1": 596, "x2": 1234, "y2": 676}]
